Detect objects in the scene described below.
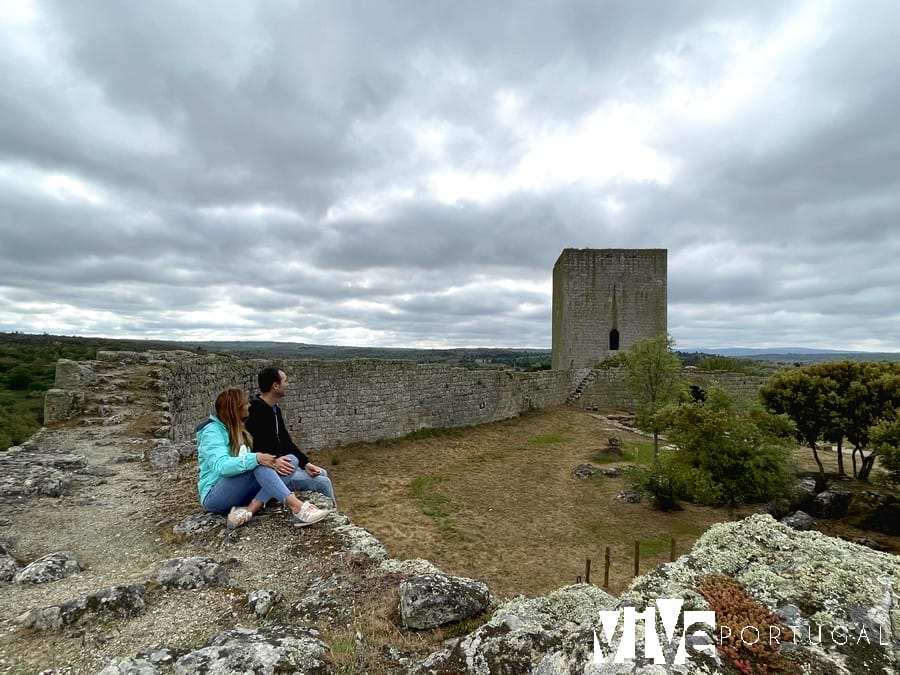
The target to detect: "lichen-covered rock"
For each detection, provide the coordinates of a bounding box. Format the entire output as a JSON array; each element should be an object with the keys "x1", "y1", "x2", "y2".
[
  {"x1": 17, "y1": 583, "x2": 147, "y2": 631},
  {"x1": 410, "y1": 584, "x2": 616, "y2": 674},
  {"x1": 246, "y1": 589, "x2": 284, "y2": 617},
  {"x1": 157, "y1": 557, "x2": 230, "y2": 589},
  {"x1": 399, "y1": 573, "x2": 492, "y2": 630},
  {"x1": 0, "y1": 554, "x2": 20, "y2": 581},
  {"x1": 145, "y1": 440, "x2": 182, "y2": 469},
  {"x1": 379, "y1": 557, "x2": 443, "y2": 577},
  {"x1": 330, "y1": 523, "x2": 388, "y2": 560},
  {"x1": 14, "y1": 551, "x2": 83, "y2": 584},
  {"x1": 617, "y1": 514, "x2": 900, "y2": 674},
  {"x1": 97, "y1": 656, "x2": 160, "y2": 674},
  {"x1": 572, "y1": 463, "x2": 597, "y2": 478},
  {"x1": 172, "y1": 625, "x2": 331, "y2": 674},
  {"x1": 172, "y1": 513, "x2": 224, "y2": 537},
  {"x1": 414, "y1": 515, "x2": 899, "y2": 674}
]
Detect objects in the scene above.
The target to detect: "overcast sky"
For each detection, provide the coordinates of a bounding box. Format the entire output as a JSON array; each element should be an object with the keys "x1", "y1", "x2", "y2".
[{"x1": 1, "y1": 1, "x2": 898, "y2": 352}]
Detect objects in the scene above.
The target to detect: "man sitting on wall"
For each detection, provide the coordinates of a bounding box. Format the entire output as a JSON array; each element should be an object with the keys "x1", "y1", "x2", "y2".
[{"x1": 245, "y1": 366, "x2": 337, "y2": 507}]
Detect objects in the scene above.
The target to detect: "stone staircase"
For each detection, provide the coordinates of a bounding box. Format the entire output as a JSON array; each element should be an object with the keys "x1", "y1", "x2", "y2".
[{"x1": 566, "y1": 368, "x2": 597, "y2": 407}]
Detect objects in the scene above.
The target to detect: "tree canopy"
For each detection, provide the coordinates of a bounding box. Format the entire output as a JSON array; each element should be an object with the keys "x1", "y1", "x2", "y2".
[{"x1": 759, "y1": 360, "x2": 900, "y2": 481}]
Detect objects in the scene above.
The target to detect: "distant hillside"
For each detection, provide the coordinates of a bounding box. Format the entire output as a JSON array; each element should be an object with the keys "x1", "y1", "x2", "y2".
[
  {"x1": 691, "y1": 346, "x2": 899, "y2": 364},
  {"x1": 186, "y1": 340, "x2": 551, "y2": 369}
]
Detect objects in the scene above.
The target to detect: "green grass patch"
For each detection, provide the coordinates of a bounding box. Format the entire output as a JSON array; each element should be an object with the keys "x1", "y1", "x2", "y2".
[
  {"x1": 589, "y1": 448, "x2": 625, "y2": 464},
  {"x1": 528, "y1": 429, "x2": 570, "y2": 446},
  {"x1": 584, "y1": 521, "x2": 628, "y2": 542},
  {"x1": 410, "y1": 475, "x2": 465, "y2": 540},
  {"x1": 671, "y1": 521, "x2": 707, "y2": 537},
  {"x1": 639, "y1": 536, "x2": 671, "y2": 557},
  {"x1": 623, "y1": 440, "x2": 656, "y2": 465}
]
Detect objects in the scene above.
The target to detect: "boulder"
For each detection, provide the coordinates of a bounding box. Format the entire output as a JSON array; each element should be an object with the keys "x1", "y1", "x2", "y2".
[
  {"x1": 572, "y1": 463, "x2": 597, "y2": 479},
  {"x1": 17, "y1": 583, "x2": 147, "y2": 631},
  {"x1": 410, "y1": 584, "x2": 615, "y2": 673},
  {"x1": 14, "y1": 551, "x2": 83, "y2": 584},
  {"x1": 246, "y1": 589, "x2": 284, "y2": 617},
  {"x1": 779, "y1": 510, "x2": 815, "y2": 531},
  {"x1": 145, "y1": 440, "x2": 182, "y2": 469},
  {"x1": 399, "y1": 573, "x2": 492, "y2": 630},
  {"x1": 156, "y1": 557, "x2": 230, "y2": 589},
  {"x1": 171, "y1": 625, "x2": 331, "y2": 674},
  {"x1": 814, "y1": 488, "x2": 854, "y2": 518},
  {"x1": 0, "y1": 554, "x2": 20, "y2": 581}
]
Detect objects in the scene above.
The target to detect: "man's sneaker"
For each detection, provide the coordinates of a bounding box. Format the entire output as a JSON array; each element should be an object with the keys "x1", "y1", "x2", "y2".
[
  {"x1": 293, "y1": 501, "x2": 329, "y2": 527},
  {"x1": 227, "y1": 506, "x2": 252, "y2": 530}
]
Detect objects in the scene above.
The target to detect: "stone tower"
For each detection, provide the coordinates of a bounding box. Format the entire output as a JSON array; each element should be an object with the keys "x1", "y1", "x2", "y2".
[{"x1": 551, "y1": 248, "x2": 667, "y2": 369}]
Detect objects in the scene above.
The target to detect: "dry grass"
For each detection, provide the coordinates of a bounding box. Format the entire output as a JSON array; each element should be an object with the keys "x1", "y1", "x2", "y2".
[{"x1": 315, "y1": 406, "x2": 755, "y2": 599}]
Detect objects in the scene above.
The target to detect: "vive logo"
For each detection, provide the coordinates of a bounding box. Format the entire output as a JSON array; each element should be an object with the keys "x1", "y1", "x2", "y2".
[{"x1": 592, "y1": 599, "x2": 718, "y2": 665}]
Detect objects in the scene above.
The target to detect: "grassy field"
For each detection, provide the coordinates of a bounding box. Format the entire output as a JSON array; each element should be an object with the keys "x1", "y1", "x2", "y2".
[
  {"x1": 315, "y1": 406, "x2": 757, "y2": 598},
  {"x1": 314, "y1": 406, "x2": 899, "y2": 599}
]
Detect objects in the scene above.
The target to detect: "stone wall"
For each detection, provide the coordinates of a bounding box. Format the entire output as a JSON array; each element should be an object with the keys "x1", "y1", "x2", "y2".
[
  {"x1": 551, "y1": 248, "x2": 667, "y2": 369},
  {"x1": 76, "y1": 351, "x2": 579, "y2": 449},
  {"x1": 571, "y1": 367, "x2": 768, "y2": 411},
  {"x1": 44, "y1": 352, "x2": 768, "y2": 450}
]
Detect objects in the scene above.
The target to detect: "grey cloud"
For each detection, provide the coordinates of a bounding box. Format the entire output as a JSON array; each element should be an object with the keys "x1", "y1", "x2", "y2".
[{"x1": 0, "y1": 0, "x2": 897, "y2": 350}]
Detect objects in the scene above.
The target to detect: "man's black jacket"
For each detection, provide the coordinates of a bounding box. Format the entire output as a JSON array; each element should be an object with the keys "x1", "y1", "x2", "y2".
[{"x1": 245, "y1": 395, "x2": 310, "y2": 468}]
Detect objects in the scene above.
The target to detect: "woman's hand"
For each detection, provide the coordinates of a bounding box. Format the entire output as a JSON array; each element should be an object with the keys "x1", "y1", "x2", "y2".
[{"x1": 256, "y1": 453, "x2": 278, "y2": 468}]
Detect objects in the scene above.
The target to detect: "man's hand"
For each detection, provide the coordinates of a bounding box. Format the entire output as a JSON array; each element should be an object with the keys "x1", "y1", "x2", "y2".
[
  {"x1": 273, "y1": 456, "x2": 295, "y2": 476},
  {"x1": 304, "y1": 462, "x2": 322, "y2": 477}
]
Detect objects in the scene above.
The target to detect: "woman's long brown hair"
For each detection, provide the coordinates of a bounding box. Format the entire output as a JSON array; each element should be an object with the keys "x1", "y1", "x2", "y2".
[{"x1": 214, "y1": 388, "x2": 253, "y2": 456}]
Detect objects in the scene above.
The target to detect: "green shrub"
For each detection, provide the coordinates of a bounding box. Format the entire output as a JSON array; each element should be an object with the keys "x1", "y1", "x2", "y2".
[
  {"x1": 627, "y1": 387, "x2": 795, "y2": 510},
  {"x1": 623, "y1": 463, "x2": 682, "y2": 511}
]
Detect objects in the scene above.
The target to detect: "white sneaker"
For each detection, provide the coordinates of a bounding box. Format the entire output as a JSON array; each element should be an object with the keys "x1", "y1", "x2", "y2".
[
  {"x1": 293, "y1": 501, "x2": 329, "y2": 527},
  {"x1": 227, "y1": 506, "x2": 252, "y2": 530}
]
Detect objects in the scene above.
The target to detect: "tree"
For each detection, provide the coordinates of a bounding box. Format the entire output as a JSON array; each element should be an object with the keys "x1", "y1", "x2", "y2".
[
  {"x1": 760, "y1": 360, "x2": 900, "y2": 481},
  {"x1": 623, "y1": 334, "x2": 684, "y2": 458},
  {"x1": 759, "y1": 368, "x2": 830, "y2": 476}
]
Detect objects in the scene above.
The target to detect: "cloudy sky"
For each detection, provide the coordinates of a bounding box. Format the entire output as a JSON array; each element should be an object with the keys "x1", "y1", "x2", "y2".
[{"x1": 1, "y1": 0, "x2": 898, "y2": 352}]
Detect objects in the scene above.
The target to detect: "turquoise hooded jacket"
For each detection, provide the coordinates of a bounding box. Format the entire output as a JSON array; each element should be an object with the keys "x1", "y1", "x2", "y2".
[{"x1": 196, "y1": 414, "x2": 261, "y2": 504}]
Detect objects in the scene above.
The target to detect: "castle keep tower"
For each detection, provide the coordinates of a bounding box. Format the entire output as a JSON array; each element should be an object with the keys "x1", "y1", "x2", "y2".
[{"x1": 551, "y1": 248, "x2": 667, "y2": 369}]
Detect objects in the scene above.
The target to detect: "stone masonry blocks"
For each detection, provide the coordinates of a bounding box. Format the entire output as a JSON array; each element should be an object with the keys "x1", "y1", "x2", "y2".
[{"x1": 552, "y1": 248, "x2": 667, "y2": 369}]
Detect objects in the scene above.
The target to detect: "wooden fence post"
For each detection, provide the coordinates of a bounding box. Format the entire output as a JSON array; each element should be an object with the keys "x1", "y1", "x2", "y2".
[
  {"x1": 585, "y1": 558, "x2": 591, "y2": 585},
  {"x1": 604, "y1": 547, "x2": 610, "y2": 588},
  {"x1": 634, "y1": 540, "x2": 640, "y2": 577}
]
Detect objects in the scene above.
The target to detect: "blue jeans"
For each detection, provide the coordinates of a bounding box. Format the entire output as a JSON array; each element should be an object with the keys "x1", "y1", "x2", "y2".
[
  {"x1": 202, "y1": 464, "x2": 293, "y2": 514},
  {"x1": 282, "y1": 455, "x2": 337, "y2": 506}
]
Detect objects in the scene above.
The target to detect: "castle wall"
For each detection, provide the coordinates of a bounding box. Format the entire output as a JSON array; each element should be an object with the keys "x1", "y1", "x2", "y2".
[
  {"x1": 152, "y1": 353, "x2": 577, "y2": 448},
  {"x1": 572, "y1": 367, "x2": 768, "y2": 411},
  {"x1": 44, "y1": 352, "x2": 769, "y2": 453},
  {"x1": 552, "y1": 248, "x2": 667, "y2": 369}
]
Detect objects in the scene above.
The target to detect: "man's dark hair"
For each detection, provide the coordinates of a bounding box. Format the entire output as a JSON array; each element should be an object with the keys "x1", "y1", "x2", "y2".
[{"x1": 258, "y1": 366, "x2": 284, "y2": 393}]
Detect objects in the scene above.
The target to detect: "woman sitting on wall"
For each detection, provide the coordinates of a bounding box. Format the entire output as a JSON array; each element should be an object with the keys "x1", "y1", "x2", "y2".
[{"x1": 196, "y1": 388, "x2": 330, "y2": 528}]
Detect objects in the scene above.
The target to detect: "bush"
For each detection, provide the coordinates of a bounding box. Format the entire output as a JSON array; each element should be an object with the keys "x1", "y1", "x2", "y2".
[
  {"x1": 871, "y1": 414, "x2": 900, "y2": 488},
  {"x1": 628, "y1": 387, "x2": 795, "y2": 510},
  {"x1": 623, "y1": 463, "x2": 682, "y2": 511}
]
